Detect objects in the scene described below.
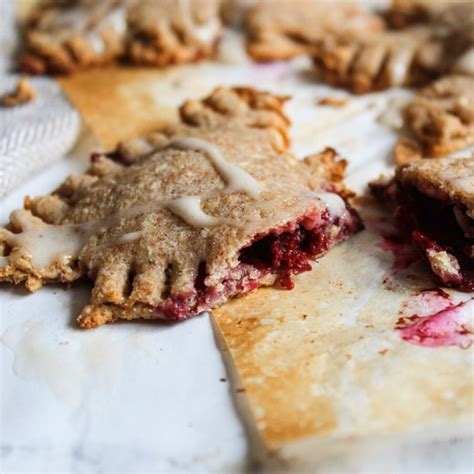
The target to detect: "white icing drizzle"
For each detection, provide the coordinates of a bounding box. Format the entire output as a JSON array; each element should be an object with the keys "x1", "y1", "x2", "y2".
[
  {"x1": 7, "y1": 221, "x2": 95, "y2": 269},
  {"x1": 166, "y1": 196, "x2": 220, "y2": 228},
  {"x1": 170, "y1": 137, "x2": 264, "y2": 199},
  {"x1": 315, "y1": 192, "x2": 347, "y2": 218},
  {"x1": 453, "y1": 47, "x2": 474, "y2": 75},
  {"x1": 0, "y1": 256, "x2": 8, "y2": 267},
  {"x1": 114, "y1": 230, "x2": 145, "y2": 245},
  {"x1": 303, "y1": 191, "x2": 347, "y2": 218},
  {"x1": 87, "y1": 34, "x2": 106, "y2": 54}
]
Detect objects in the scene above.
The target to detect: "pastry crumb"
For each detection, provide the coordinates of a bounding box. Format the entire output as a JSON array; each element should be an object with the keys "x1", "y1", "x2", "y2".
[
  {"x1": 1, "y1": 78, "x2": 37, "y2": 107},
  {"x1": 393, "y1": 138, "x2": 422, "y2": 166},
  {"x1": 318, "y1": 97, "x2": 348, "y2": 107}
]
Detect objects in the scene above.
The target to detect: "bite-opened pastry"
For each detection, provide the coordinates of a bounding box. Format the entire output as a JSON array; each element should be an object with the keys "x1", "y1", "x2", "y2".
[
  {"x1": 371, "y1": 157, "x2": 474, "y2": 291},
  {"x1": 405, "y1": 75, "x2": 474, "y2": 156},
  {"x1": 18, "y1": 0, "x2": 223, "y2": 74},
  {"x1": 245, "y1": 0, "x2": 384, "y2": 61},
  {"x1": 18, "y1": 0, "x2": 129, "y2": 74},
  {"x1": 0, "y1": 87, "x2": 362, "y2": 328},
  {"x1": 313, "y1": 26, "x2": 447, "y2": 93}
]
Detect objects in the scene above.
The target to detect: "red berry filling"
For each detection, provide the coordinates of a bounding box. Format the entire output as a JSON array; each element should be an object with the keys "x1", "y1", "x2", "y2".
[{"x1": 158, "y1": 205, "x2": 362, "y2": 320}]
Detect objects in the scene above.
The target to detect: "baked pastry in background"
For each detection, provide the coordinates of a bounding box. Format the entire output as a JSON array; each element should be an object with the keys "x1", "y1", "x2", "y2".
[
  {"x1": 314, "y1": 0, "x2": 473, "y2": 93},
  {"x1": 371, "y1": 157, "x2": 473, "y2": 291},
  {"x1": 245, "y1": 0, "x2": 384, "y2": 61},
  {"x1": 0, "y1": 87, "x2": 362, "y2": 328},
  {"x1": 314, "y1": 26, "x2": 445, "y2": 93},
  {"x1": 18, "y1": 0, "x2": 129, "y2": 74},
  {"x1": 18, "y1": 0, "x2": 223, "y2": 74},
  {"x1": 126, "y1": 0, "x2": 222, "y2": 66},
  {"x1": 405, "y1": 75, "x2": 474, "y2": 156}
]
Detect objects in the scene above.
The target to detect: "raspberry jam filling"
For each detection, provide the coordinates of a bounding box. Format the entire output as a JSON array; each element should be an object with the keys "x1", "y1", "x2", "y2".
[
  {"x1": 395, "y1": 186, "x2": 473, "y2": 291},
  {"x1": 158, "y1": 207, "x2": 362, "y2": 320}
]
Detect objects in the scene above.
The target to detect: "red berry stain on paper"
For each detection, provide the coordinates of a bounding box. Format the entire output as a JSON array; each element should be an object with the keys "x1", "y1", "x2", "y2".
[
  {"x1": 368, "y1": 218, "x2": 419, "y2": 271},
  {"x1": 396, "y1": 290, "x2": 473, "y2": 349}
]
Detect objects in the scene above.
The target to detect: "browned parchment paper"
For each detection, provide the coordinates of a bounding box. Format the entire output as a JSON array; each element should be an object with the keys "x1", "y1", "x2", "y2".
[{"x1": 57, "y1": 62, "x2": 473, "y2": 469}]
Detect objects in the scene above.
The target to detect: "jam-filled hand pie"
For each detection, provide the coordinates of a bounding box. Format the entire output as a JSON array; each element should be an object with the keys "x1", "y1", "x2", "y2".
[
  {"x1": 313, "y1": 26, "x2": 447, "y2": 93},
  {"x1": 245, "y1": 0, "x2": 384, "y2": 61},
  {"x1": 19, "y1": 0, "x2": 223, "y2": 74},
  {"x1": 0, "y1": 87, "x2": 362, "y2": 328},
  {"x1": 371, "y1": 157, "x2": 473, "y2": 291},
  {"x1": 314, "y1": 1, "x2": 473, "y2": 93},
  {"x1": 19, "y1": 0, "x2": 130, "y2": 74}
]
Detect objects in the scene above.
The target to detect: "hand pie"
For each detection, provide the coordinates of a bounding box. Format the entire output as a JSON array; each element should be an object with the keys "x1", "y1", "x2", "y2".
[
  {"x1": 126, "y1": 0, "x2": 222, "y2": 66},
  {"x1": 371, "y1": 157, "x2": 473, "y2": 291},
  {"x1": 314, "y1": 1, "x2": 473, "y2": 93},
  {"x1": 0, "y1": 87, "x2": 362, "y2": 328},
  {"x1": 18, "y1": 0, "x2": 223, "y2": 74},
  {"x1": 405, "y1": 75, "x2": 474, "y2": 156},
  {"x1": 18, "y1": 0, "x2": 129, "y2": 74},
  {"x1": 313, "y1": 26, "x2": 447, "y2": 93},
  {"x1": 245, "y1": 0, "x2": 384, "y2": 61}
]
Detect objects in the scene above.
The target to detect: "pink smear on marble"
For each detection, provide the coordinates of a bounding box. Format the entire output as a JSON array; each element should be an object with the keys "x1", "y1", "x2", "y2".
[
  {"x1": 368, "y1": 218, "x2": 420, "y2": 270},
  {"x1": 396, "y1": 291, "x2": 473, "y2": 349}
]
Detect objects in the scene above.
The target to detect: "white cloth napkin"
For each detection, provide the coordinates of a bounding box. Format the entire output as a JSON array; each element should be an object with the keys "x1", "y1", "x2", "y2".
[{"x1": 0, "y1": 0, "x2": 81, "y2": 198}]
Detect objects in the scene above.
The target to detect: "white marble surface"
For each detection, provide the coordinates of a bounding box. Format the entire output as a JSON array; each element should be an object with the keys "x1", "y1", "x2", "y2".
[{"x1": 1, "y1": 47, "x2": 473, "y2": 472}]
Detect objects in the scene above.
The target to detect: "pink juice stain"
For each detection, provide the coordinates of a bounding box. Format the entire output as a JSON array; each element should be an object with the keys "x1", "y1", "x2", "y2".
[
  {"x1": 396, "y1": 290, "x2": 474, "y2": 349},
  {"x1": 368, "y1": 218, "x2": 419, "y2": 270}
]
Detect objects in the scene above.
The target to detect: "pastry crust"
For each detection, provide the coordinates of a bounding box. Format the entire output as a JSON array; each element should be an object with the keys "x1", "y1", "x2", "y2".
[
  {"x1": 406, "y1": 75, "x2": 474, "y2": 156},
  {"x1": 0, "y1": 87, "x2": 362, "y2": 328},
  {"x1": 385, "y1": 0, "x2": 472, "y2": 29},
  {"x1": 245, "y1": 0, "x2": 384, "y2": 61},
  {"x1": 18, "y1": 0, "x2": 223, "y2": 74}
]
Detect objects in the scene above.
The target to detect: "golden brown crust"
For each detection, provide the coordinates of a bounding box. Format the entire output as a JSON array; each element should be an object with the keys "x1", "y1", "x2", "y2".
[
  {"x1": 245, "y1": 0, "x2": 384, "y2": 61},
  {"x1": 393, "y1": 138, "x2": 422, "y2": 166},
  {"x1": 0, "y1": 87, "x2": 359, "y2": 329},
  {"x1": 385, "y1": 0, "x2": 473, "y2": 29},
  {"x1": 405, "y1": 75, "x2": 474, "y2": 157}
]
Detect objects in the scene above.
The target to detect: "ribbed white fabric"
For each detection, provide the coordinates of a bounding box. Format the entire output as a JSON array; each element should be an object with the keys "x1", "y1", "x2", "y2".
[
  {"x1": 0, "y1": 0, "x2": 81, "y2": 197},
  {"x1": 0, "y1": 75, "x2": 81, "y2": 197}
]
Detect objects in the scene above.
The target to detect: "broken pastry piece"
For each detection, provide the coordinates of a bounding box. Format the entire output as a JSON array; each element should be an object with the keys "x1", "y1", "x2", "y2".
[
  {"x1": 18, "y1": 0, "x2": 223, "y2": 74},
  {"x1": 245, "y1": 0, "x2": 384, "y2": 61},
  {"x1": 371, "y1": 157, "x2": 474, "y2": 291},
  {"x1": 314, "y1": 26, "x2": 447, "y2": 93},
  {"x1": 0, "y1": 87, "x2": 362, "y2": 328},
  {"x1": 405, "y1": 75, "x2": 474, "y2": 156}
]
